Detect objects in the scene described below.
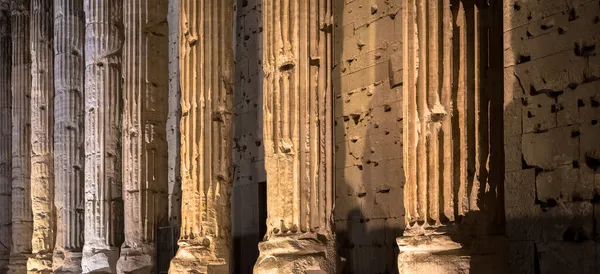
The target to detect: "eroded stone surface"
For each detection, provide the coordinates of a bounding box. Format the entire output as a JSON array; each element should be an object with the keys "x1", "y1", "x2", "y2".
[
  {"x1": 167, "y1": 0, "x2": 181, "y2": 228},
  {"x1": 28, "y1": 1, "x2": 55, "y2": 272},
  {"x1": 9, "y1": 0, "x2": 33, "y2": 272},
  {"x1": 117, "y1": 0, "x2": 169, "y2": 272},
  {"x1": 169, "y1": 0, "x2": 234, "y2": 273},
  {"x1": 0, "y1": 1, "x2": 11, "y2": 272},
  {"x1": 82, "y1": 0, "x2": 124, "y2": 272},
  {"x1": 254, "y1": 0, "x2": 338, "y2": 272},
  {"x1": 52, "y1": 0, "x2": 84, "y2": 272}
]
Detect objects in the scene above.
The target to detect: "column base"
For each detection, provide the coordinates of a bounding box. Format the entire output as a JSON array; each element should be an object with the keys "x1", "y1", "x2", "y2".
[
  {"x1": 82, "y1": 246, "x2": 119, "y2": 273},
  {"x1": 254, "y1": 233, "x2": 337, "y2": 274},
  {"x1": 0, "y1": 253, "x2": 9, "y2": 273},
  {"x1": 397, "y1": 235, "x2": 469, "y2": 274},
  {"x1": 53, "y1": 250, "x2": 82, "y2": 273},
  {"x1": 8, "y1": 253, "x2": 30, "y2": 274},
  {"x1": 27, "y1": 253, "x2": 53, "y2": 273},
  {"x1": 116, "y1": 244, "x2": 155, "y2": 274},
  {"x1": 169, "y1": 244, "x2": 228, "y2": 274}
]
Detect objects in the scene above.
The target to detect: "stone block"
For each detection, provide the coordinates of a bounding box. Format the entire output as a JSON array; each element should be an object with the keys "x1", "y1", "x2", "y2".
[
  {"x1": 505, "y1": 135, "x2": 522, "y2": 172},
  {"x1": 504, "y1": 97, "x2": 523, "y2": 137},
  {"x1": 522, "y1": 125, "x2": 579, "y2": 170},
  {"x1": 536, "y1": 165, "x2": 581, "y2": 202},
  {"x1": 540, "y1": 201, "x2": 593, "y2": 242},
  {"x1": 507, "y1": 241, "x2": 535, "y2": 274},
  {"x1": 505, "y1": 169, "x2": 541, "y2": 240},
  {"x1": 537, "y1": 241, "x2": 595, "y2": 274},
  {"x1": 522, "y1": 93, "x2": 556, "y2": 133}
]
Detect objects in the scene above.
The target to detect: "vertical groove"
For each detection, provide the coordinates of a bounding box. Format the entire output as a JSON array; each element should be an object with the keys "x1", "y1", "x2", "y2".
[
  {"x1": 263, "y1": 0, "x2": 333, "y2": 237},
  {"x1": 29, "y1": 0, "x2": 55, "y2": 271},
  {"x1": 53, "y1": 0, "x2": 85, "y2": 272},
  {"x1": 171, "y1": 0, "x2": 233, "y2": 272},
  {"x1": 82, "y1": 0, "x2": 123, "y2": 272},
  {"x1": 0, "y1": 1, "x2": 12, "y2": 271},
  {"x1": 9, "y1": 1, "x2": 33, "y2": 272},
  {"x1": 119, "y1": 0, "x2": 168, "y2": 270}
]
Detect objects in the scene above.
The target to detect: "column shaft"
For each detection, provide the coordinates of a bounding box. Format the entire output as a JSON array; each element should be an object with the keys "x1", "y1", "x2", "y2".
[
  {"x1": 9, "y1": 0, "x2": 33, "y2": 272},
  {"x1": 82, "y1": 0, "x2": 124, "y2": 272},
  {"x1": 117, "y1": 0, "x2": 169, "y2": 272},
  {"x1": 169, "y1": 0, "x2": 234, "y2": 272},
  {"x1": 0, "y1": 1, "x2": 12, "y2": 271},
  {"x1": 399, "y1": 0, "x2": 496, "y2": 272},
  {"x1": 53, "y1": 0, "x2": 84, "y2": 272},
  {"x1": 167, "y1": 0, "x2": 181, "y2": 228},
  {"x1": 28, "y1": 0, "x2": 55, "y2": 272},
  {"x1": 254, "y1": 0, "x2": 337, "y2": 272}
]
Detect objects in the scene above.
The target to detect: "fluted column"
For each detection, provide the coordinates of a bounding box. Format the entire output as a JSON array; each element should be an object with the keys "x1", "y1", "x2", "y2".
[
  {"x1": 82, "y1": 0, "x2": 124, "y2": 272},
  {"x1": 253, "y1": 0, "x2": 337, "y2": 273},
  {"x1": 167, "y1": 0, "x2": 181, "y2": 228},
  {"x1": 168, "y1": 0, "x2": 234, "y2": 273},
  {"x1": 0, "y1": 1, "x2": 12, "y2": 272},
  {"x1": 53, "y1": 0, "x2": 84, "y2": 272},
  {"x1": 116, "y1": 0, "x2": 168, "y2": 272},
  {"x1": 399, "y1": 0, "x2": 500, "y2": 272},
  {"x1": 8, "y1": 0, "x2": 33, "y2": 273},
  {"x1": 28, "y1": 1, "x2": 55, "y2": 272}
]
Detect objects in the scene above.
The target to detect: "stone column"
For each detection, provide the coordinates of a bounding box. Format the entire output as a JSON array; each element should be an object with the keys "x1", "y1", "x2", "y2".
[
  {"x1": 168, "y1": 0, "x2": 234, "y2": 272},
  {"x1": 253, "y1": 0, "x2": 337, "y2": 273},
  {"x1": 9, "y1": 0, "x2": 33, "y2": 272},
  {"x1": 28, "y1": 0, "x2": 55, "y2": 272},
  {"x1": 82, "y1": 0, "x2": 124, "y2": 272},
  {"x1": 116, "y1": 0, "x2": 169, "y2": 272},
  {"x1": 399, "y1": 0, "x2": 502, "y2": 273},
  {"x1": 53, "y1": 0, "x2": 84, "y2": 272},
  {"x1": 0, "y1": 1, "x2": 12, "y2": 272}
]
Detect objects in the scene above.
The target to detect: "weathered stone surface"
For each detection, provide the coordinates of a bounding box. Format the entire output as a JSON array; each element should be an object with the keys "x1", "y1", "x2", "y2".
[
  {"x1": 169, "y1": 0, "x2": 234, "y2": 272},
  {"x1": 82, "y1": 0, "x2": 124, "y2": 272},
  {"x1": 522, "y1": 126, "x2": 579, "y2": 170},
  {"x1": 117, "y1": 0, "x2": 169, "y2": 272},
  {"x1": 167, "y1": 0, "x2": 181, "y2": 228},
  {"x1": 9, "y1": 0, "x2": 33, "y2": 272},
  {"x1": 0, "y1": 1, "x2": 11, "y2": 271},
  {"x1": 254, "y1": 0, "x2": 338, "y2": 272},
  {"x1": 52, "y1": 0, "x2": 84, "y2": 273},
  {"x1": 28, "y1": 1, "x2": 55, "y2": 272}
]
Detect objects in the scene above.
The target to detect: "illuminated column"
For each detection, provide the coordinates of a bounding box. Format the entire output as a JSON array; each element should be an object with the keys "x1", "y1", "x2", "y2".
[
  {"x1": 168, "y1": 0, "x2": 234, "y2": 273},
  {"x1": 253, "y1": 0, "x2": 338, "y2": 273}
]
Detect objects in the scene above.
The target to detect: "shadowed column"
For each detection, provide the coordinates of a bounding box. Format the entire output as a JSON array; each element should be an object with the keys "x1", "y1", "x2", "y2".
[
  {"x1": 8, "y1": 0, "x2": 33, "y2": 272},
  {"x1": 117, "y1": 0, "x2": 169, "y2": 272},
  {"x1": 0, "y1": 1, "x2": 12, "y2": 271}
]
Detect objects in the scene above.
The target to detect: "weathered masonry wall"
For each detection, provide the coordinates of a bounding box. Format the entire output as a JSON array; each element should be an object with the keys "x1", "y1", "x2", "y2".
[
  {"x1": 504, "y1": 0, "x2": 600, "y2": 272},
  {"x1": 232, "y1": 0, "x2": 265, "y2": 272},
  {"x1": 333, "y1": 0, "x2": 404, "y2": 273}
]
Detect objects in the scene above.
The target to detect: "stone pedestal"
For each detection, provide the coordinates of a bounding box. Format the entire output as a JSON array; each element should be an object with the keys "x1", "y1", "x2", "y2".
[
  {"x1": 397, "y1": 235, "x2": 470, "y2": 274},
  {"x1": 168, "y1": 0, "x2": 234, "y2": 273},
  {"x1": 255, "y1": 234, "x2": 337, "y2": 274}
]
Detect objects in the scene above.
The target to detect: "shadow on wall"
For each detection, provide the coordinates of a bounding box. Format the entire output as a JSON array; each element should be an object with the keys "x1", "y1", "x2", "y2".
[
  {"x1": 333, "y1": 0, "x2": 405, "y2": 273},
  {"x1": 503, "y1": 0, "x2": 600, "y2": 272},
  {"x1": 231, "y1": 0, "x2": 266, "y2": 272}
]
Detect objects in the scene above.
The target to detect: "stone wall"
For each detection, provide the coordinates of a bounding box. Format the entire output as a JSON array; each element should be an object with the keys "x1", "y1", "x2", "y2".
[
  {"x1": 333, "y1": 0, "x2": 405, "y2": 272},
  {"x1": 232, "y1": 0, "x2": 266, "y2": 272},
  {"x1": 504, "y1": 0, "x2": 600, "y2": 272}
]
